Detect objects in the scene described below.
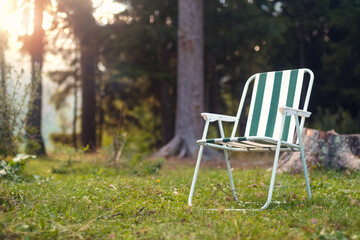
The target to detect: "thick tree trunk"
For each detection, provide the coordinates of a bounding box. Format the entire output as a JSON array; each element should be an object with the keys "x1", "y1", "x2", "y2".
[
  {"x1": 278, "y1": 128, "x2": 360, "y2": 172},
  {"x1": 26, "y1": 0, "x2": 46, "y2": 155},
  {"x1": 157, "y1": 0, "x2": 204, "y2": 158}
]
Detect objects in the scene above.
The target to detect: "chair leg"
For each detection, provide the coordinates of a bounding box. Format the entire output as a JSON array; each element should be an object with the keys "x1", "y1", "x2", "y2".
[
  {"x1": 300, "y1": 145, "x2": 311, "y2": 199},
  {"x1": 261, "y1": 139, "x2": 282, "y2": 210},
  {"x1": 224, "y1": 150, "x2": 239, "y2": 201},
  {"x1": 188, "y1": 145, "x2": 205, "y2": 207},
  {"x1": 295, "y1": 117, "x2": 312, "y2": 199}
]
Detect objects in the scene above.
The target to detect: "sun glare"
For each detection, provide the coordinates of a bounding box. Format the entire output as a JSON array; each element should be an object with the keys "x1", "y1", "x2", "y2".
[
  {"x1": 0, "y1": 0, "x2": 33, "y2": 37},
  {"x1": 0, "y1": 0, "x2": 125, "y2": 35},
  {"x1": 93, "y1": 0, "x2": 126, "y2": 25},
  {"x1": 0, "y1": 0, "x2": 125, "y2": 49}
]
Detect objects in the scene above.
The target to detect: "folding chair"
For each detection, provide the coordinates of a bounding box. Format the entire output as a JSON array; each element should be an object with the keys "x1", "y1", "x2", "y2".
[{"x1": 188, "y1": 68, "x2": 314, "y2": 210}]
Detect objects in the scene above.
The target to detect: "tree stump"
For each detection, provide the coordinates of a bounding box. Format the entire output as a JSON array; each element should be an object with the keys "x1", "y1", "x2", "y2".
[{"x1": 278, "y1": 128, "x2": 360, "y2": 173}]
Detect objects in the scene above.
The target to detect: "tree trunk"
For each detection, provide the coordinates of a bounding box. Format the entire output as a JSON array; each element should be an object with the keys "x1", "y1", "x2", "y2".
[
  {"x1": 72, "y1": 77, "x2": 78, "y2": 149},
  {"x1": 160, "y1": 80, "x2": 174, "y2": 145},
  {"x1": 278, "y1": 128, "x2": 360, "y2": 173},
  {"x1": 57, "y1": 0, "x2": 98, "y2": 151},
  {"x1": 80, "y1": 42, "x2": 97, "y2": 151},
  {"x1": 97, "y1": 84, "x2": 104, "y2": 147},
  {"x1": 26, "y1": 0, "x2": 46, "y2": 155},
  {"x1": 156, "y1": 0, "x2": 204, "y2": 158}
]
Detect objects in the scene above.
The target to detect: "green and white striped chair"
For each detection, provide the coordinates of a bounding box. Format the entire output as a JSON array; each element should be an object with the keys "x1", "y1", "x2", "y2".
[{"x1": 188, "y1": 68, "x2": 314, "y2": 210}]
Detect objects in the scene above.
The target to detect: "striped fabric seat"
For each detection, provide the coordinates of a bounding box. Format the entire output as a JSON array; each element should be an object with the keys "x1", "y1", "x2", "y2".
[
  {"x1": 189, "y1": 68, "x2": 314, "y2": 210},
  {"x1": 197, "y1": 136, "x2": 300, "y2": 151}
]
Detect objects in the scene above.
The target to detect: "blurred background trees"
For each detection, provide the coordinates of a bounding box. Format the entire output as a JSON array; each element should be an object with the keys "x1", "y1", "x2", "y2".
[
  {"x1": 56, "y1": 0, "x2": 99, "y2": 151},
  {"x1": 1, "y1": 0, "x2": 360, "y2": 157}
]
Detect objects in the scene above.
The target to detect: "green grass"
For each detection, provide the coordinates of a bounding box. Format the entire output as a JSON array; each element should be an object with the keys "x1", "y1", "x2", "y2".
[{"x1": 1, "y1": 153, "x2": 360, "y2": 239}]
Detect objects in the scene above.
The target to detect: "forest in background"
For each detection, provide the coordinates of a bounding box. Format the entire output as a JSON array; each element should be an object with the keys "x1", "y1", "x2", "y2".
[{"x1": 1, "y1": 0, "x2": 360, "y2": 157}]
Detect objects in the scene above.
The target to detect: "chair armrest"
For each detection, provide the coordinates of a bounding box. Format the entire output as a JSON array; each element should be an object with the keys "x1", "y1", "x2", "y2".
[
  {"x1": 201, "y1": 113, "x2": 237, "y2": 122},
  {"x1": 279, "y1": 107, "x2": 311, "y2": 118}
]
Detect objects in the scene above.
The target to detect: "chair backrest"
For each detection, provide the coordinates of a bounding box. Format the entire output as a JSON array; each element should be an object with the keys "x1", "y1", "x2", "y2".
[{"x1": 236, "y1": 69, "x2": 314, "y2": 143}]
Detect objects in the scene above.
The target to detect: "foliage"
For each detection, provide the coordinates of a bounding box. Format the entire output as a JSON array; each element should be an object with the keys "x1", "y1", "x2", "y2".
[
  {"x1": 312, "y1": 107, "x2": 360, "y2": 134},
  {"x1": 0, "y1": 155, "x2": 359, "y2": 239},
  {"x1": 100, "y1": 0, "x2": 178, "y2": 146},
  {"x1": 204, "y1": 0, "x2": 287, "y2": 112},
  {"x1": 270, "y1": 0, "x2": 360, "y2": 133},
  {"x1": 322, "y1": 0, "x2": 360, "y2": 116}
]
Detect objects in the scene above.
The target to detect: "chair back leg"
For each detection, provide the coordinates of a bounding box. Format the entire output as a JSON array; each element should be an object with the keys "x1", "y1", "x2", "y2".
[
  {"x1": 224, "y1": 150, "x2": 239, "y2": 201},
  {"x1": 218, "y1": 120, "x2": 239, "y2": 201},
  {"x1": 261, "y1": 137, "x2": 282, "y2": 210}
]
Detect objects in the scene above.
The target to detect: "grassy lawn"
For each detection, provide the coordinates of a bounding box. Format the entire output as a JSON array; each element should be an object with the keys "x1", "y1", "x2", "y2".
[{"x1": 1, "y1": 152, "x2": 360, "y2": 239}]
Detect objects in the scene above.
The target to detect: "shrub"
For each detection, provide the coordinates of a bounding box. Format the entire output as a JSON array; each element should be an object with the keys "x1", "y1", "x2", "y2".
[{"x1": 0, "y1": 64, "x2": 39, "y2": 157}]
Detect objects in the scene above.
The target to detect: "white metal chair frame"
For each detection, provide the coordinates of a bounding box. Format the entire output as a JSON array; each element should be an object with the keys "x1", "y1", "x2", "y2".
[{"x1": 188, "y1": 68, "x2": 314, "y2": 210}]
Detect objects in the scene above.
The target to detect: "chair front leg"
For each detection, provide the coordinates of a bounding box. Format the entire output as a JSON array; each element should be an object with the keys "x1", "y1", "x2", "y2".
[
  {"x1": 188, "y1": 120, "x2": 210, "y2": 207},
  {"x1": 188, "y1": 145, "x2": 205, "y2": 207},
  {"x1": 261, "y1": 115, "x2": 286, "y2": 210},
  {"x1": 294, "y1": 115, "x2": 311, "y2": 199}
]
